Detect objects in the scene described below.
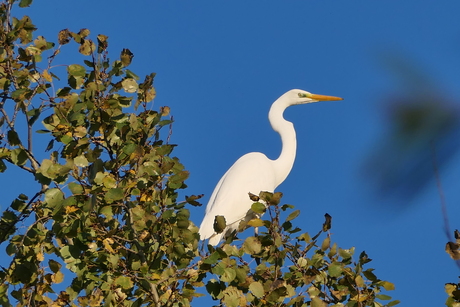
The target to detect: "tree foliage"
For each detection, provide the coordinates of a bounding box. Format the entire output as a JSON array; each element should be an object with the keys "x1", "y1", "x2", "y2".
[{"x1": 0, "y1": 1, "x2": 398, "y2": 306}]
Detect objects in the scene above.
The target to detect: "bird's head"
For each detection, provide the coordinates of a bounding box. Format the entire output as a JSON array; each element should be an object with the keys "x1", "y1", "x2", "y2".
[{"x1": 286, "y1": 89, "x2": 343, "y2": 105}]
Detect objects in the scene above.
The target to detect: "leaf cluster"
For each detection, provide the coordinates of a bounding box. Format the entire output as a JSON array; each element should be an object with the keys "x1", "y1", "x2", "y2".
[
  {"x1": 445, "y1": 230, "x2": 460, "y2": 307},
  {"x1": 0, "y1": 1, "x2": 201, "y2": 306},
  {"x1": 201, "y1": 192, "x2": 399, "y2": 307}
]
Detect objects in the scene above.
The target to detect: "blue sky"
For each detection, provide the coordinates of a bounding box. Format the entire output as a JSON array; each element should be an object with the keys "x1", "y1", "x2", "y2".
[{"x1": 2, "y1": 0, "x2": 460, "y2": 305}]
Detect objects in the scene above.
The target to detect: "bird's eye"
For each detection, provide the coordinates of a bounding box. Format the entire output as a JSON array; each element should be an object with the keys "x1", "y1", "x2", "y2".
[{"x1": 298, "y1": 93, "x2": 307, "y2": 98}]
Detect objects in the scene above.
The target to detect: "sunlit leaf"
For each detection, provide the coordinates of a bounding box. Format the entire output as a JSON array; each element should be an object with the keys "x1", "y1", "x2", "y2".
[
  {"x1": 69, "y1": 182, "x2": 84, "y2": 194},
  {"x1": 97, "y1": 34, "x2": 108, "y2": 53},
  {"x1": 79, "y1": 39, "x2": 95, "y2": 56},
  {"x1": 74, "y1": 155, "x2": 88, "y2": 167},
  {"x1": 221, "y1": 268, "x2": 236, "y2": 283},
  {"x1": 247, "y1": 218, "x2": 264, "y2": 227},
  {"x1": 67, "y1": 64, "x2": 86, "y2": 77},
  {"x1": 105, "y1": 188, "x2": 124, "y2": 202},
  {"x1": 52, "y1": 271, "x2": 64, "y2": 284},
  {"x1": 380, "y1": 281, "x2": 395, "y2": 291},
  {"x1": 115, "y1": 276, "x2": 133, "y2": 290},
  {"x1": 44, "y1": 188, "x2": 64, "y2": 209},
  {"x1": 122, "y1": 78, "x2": 138, "y2": 93},
  {"x1": 249, "y1": 281, "x2": 264, "y2": 298},
  {"x1": 243, "y1": 236, "x2": 261, "y2": 255}
]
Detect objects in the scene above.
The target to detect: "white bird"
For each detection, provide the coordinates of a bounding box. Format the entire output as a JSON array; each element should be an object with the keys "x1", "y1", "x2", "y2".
[{"x1": 199, "y1": 89, "x2": 342, "y2": 246}]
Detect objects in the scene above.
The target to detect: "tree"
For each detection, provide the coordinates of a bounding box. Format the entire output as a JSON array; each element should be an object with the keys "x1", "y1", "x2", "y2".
[{"x1": 0, "y1": 1, "x2": 397, "y2": 306}]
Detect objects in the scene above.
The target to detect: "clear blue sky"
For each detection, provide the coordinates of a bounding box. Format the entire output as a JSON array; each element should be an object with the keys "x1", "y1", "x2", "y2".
[{"x1": 2, "y1": 1, "x2": 460, "y2": 305}]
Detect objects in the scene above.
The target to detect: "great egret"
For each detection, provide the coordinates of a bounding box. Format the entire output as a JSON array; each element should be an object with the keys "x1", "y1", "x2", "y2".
[{"x1": 198, "y1": 89, "x2": 342, "y2": 246}]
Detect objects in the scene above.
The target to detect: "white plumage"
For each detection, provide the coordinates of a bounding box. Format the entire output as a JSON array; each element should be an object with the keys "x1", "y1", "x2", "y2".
[{"x1": 198, "y1": 89, "x2": 342, "y2": 245}]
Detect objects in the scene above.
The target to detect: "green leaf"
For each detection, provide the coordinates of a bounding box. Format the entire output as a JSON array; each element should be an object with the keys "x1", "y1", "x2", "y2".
[
  {"x1": 10, "y1": 148, "x2": 28, "y2": 166},
  {"x1": 286, "y1": 209, "x2": 300, "y2": 222},
  {"x1": 311, "y1": 297, "x2": 327, "y2": 307},
  {"x1": 321, "y1": 236, "x2": 330, "y2": 251},
  {"x1": 49, "y1": 259, "x2": 62, "y2": 273},
  {"x1": 115, "y1": 276, "x2": 133, "y2": 290},
  {"x1": 247, "y1": 218, "x2": 264, "y2": 227},
  {"x1": 213, "y1": 216, "x2": 226, "y2": 234},
  {"x1": 323, "y1": 213, "x2": 332, "y2": 231},
  {"x1": 249, "y1": 281, "x2": 264, "y2": 298},
  {"x1": 11, "y1": 199, "x2": 26, "y2": 211},
  {"x1": 100, "y1": 206, "x2": 113, "y2": 220},
  {"x1": 74, "y1": 155, "x2": 88, "y2": 167},
  {"x1": 120, "y1": 48, "x2": 134, "y2": 67},
  {"x1": 68, "y1": 182, "x2": 84, "y2": 195},
  {"x1": 122, "y1": 78, "x2": 138, "y2": 93},
  {"x1": 328, "y1": 262, "x2": 343, "y2": 277},
  {"x1": 104, "y1": 188, "x2": 124, "y2": 202},
  {"x1": 6, "y1": 243, "x2": 16, "y2": 256},
  {"x1": 0, "y1": 160, "x2": 6, "y2": 172},
  {"x1": 297, "y1": 257, "x2": 308, "y2": 267},
  {"x1": 206, "y1": 279, "x2": 223, "y2": 299},
  {"x1": 281, "y1": 204, "x2": 294, "y2": 211},
  {"x1": 355, "y1": 275, "x2": 365, "y2": 287},
  {"x1": 251, "y1": 202, "x2": 266, "y2": 214},
  {"x1": 67, "y1": 64, "x2": 86, "y2": 77},
  {"x1": 60, "y1": 134, "x2": 73, "y2": 144},
  {"x1": 338, "y1": 247, "x2": 354, "y2": 259},
  {"x1": 7, "y1": 130, "x2": 20, "y2": 146},
  {"x1": 380, "y1": 281, "x2": 395, "y2": 291},
  {"x1": 221, "y1": 268, "x2": 237, "y2": 283},
  {"x1": 222, "y1": 286, "x2": 244, "y2": 307},
  {"x1": 203, "y1": 251, "x2": 221, "y2": 265},
  {"x1": 243, "y1": 236, "x2": 261, "y2": 255},
  {"x1": 19, "y1": 0, "x2": 33, "y2": 8},
  {"x1": 44, "y1": 188, "x2": 64, "y2": 209},
  {"x1": 376, "y1": 294, "x2": 392, "y2": 300}
]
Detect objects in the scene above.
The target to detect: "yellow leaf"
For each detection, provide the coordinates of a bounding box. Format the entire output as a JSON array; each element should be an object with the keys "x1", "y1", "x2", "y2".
[
  {"x1": 381, "y1": 281, "x2": 395, "y2": 291},
  {"x1": 140, "y1": 193, "x2": 152, "y2": 202},
  {"x1": 42, "y1": 69, "x2": 53, "y2": 82},
  {"x1": 65, "y1": 206, "x2": 78, "y2": 214},
  {"x1": 247, "y1": 218, "x2": 264, "y2": 227},
  {"x1": 160, "y1": 106, "x2": 170, "y2": 116},
  {"x1": 37, "y1": 252, "x2": 44, "y2": 261},
  {"x1": 151, "y1": 272, "x2": 161, "y2": 280},
  {"x1": 122, "y1": 78, "x2": 138, "y2": 93},
  {"x1": 355, "y1": 275, "x2": 365, "y2": 288},
  {"x1": 52, "y1": 271, "x2": 64, "y2": 284},
  {"x1": 103, "y1": 238, "x2": 115, "y2": 253}
]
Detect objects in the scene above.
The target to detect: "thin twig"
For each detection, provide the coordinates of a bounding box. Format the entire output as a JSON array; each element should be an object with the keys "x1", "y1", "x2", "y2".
[
  {"x1": 431, "y1": 142, "x2": 452, "y2": 240},
  {"x1": 431, "y1": 141, "x2": 460, "y2": 269}
]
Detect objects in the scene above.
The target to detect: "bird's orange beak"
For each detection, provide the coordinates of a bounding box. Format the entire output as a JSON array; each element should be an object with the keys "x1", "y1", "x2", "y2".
[{"x1": 307, "y1": 93, "x2": 343, "y2": 101}]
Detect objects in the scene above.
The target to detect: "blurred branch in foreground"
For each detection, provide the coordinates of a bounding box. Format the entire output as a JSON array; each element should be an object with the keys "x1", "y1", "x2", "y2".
[{"x1": 364, "y1": 55, "x2": 460, "y2": 201}]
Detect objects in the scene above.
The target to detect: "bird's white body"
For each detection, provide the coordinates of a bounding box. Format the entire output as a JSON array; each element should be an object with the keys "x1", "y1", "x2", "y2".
[
  {"x1": 199, "y1": 152, "x2": 278, "y2": 245},
  {"x1": 198, "y1": 89, "x2": 342, "y2": 245}
]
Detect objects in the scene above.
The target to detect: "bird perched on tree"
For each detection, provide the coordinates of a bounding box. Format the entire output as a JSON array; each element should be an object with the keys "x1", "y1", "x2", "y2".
[{"x1": 199, "y1": 89, "x2": 342, "y2": 245}]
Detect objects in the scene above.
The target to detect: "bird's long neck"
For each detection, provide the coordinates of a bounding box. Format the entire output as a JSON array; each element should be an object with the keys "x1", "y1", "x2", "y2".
[{"x1": 268, "y1": 99, "x2": 297, "y2": 187}]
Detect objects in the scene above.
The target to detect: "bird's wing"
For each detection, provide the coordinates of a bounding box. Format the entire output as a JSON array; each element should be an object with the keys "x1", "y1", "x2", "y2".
[{"x1": 199, "y1": 152, "x2": 277, "y2": 240}]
